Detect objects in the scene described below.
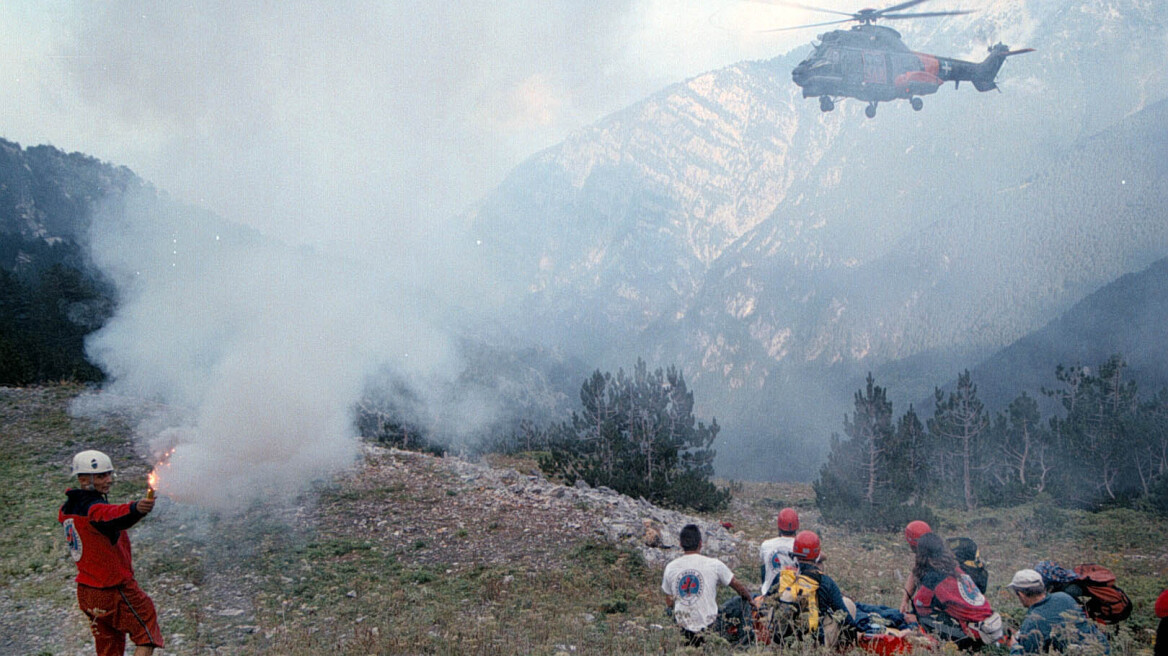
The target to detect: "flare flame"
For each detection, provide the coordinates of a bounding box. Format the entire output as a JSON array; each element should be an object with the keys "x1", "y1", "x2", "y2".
[{"x1": 147, "y1": 447, "x2": 177, "y2": 499}]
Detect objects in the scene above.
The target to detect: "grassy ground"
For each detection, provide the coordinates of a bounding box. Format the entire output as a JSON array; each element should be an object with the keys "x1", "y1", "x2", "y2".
[{"x1": 2, "y1": 384, "x2": 1165, "y2": 655}]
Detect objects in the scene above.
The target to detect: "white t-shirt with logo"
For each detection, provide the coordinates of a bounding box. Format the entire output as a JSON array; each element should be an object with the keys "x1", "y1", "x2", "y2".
[
  {"x1": 759, "y1": 536, "x2": 796, "y2": 595},
  {"x1": 661, "y1": 553, "x2": 735, "y2": 633}
]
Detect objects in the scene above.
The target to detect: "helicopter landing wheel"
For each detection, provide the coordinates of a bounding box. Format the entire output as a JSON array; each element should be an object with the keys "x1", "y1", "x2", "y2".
[
  {"x1": 819, "y1": 95, "x2": 834, "y2": 112},
  {"x1": 865, "y1": 102, "x2": 877, "y2": 118},
  {"x1": 910, "y1": 97, "x2": 923, "y2": 111}
]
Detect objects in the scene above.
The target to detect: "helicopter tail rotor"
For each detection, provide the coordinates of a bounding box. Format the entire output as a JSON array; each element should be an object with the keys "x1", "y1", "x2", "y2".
[{"x1": 971, "y1": 43, "x2": 1035, "y2": 92}]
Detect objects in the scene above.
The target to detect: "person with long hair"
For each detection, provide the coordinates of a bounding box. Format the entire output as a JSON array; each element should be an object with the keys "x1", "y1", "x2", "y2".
[
  {"x1": 911, "y1": 532, "x2": 1002, "y2": 649},
  {"x1": 899, "y1": 520, "x2": 932, "y2": 619}
]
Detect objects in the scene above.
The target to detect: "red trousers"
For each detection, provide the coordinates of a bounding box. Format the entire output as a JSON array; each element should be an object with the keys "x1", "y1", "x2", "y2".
[{"x1": 77, "y1": 580, "x2": 163, "y2": 656}]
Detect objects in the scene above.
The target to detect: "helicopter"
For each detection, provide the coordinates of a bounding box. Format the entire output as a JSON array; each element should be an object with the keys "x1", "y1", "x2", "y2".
[{"x1": 770, "y1": 0, "x2": 1034, "y2": 117}]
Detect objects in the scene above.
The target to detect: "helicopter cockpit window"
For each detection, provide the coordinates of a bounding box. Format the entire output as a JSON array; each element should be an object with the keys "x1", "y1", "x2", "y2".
[{"x1": 807, "y1": 46, "x2": 839, "y2": 72}]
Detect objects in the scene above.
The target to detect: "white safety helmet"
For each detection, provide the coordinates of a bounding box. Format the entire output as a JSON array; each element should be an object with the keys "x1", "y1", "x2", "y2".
[{"x1": 71, "y1": 450, "x2": 114, "y2": 477}]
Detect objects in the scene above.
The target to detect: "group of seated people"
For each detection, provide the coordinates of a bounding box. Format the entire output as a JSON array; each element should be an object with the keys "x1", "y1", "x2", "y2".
[{"x1": 660, "y1": 512, "x2": 1115, "y2": 653}]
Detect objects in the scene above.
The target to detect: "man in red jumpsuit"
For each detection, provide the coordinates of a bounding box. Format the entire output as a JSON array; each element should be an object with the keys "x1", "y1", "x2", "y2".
[{"x1": 59, "y1": 450, "x2": 163, "y2": 656}]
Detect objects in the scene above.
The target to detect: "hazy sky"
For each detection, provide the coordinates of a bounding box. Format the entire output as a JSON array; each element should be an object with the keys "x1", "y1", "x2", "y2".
[{"x1": 1, "y1": 1, "x2": 820, "y2": 251}]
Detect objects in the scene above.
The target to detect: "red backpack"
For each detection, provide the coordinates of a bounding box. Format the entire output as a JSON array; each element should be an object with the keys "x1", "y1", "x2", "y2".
[{"x1": 1073, "y1": 564, "x2": 1132, "y2": 624}]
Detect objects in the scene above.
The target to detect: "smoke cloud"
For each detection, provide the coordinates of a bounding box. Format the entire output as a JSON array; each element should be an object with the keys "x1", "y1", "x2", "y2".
[{"x1": 72, "y1": 190, "x2": 488, "y2": 509}]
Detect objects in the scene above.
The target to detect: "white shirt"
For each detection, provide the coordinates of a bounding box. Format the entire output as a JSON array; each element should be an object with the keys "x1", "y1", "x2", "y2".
[
  {"x1": 759, "y1": 536, "x2": 796, "y2": 595},
  {"x1": 661, "y1": 553, "x2": 735, "y2": 633}
]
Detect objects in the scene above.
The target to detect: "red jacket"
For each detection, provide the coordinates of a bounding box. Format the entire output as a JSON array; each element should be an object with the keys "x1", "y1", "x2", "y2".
[
  {"x1": 58, "y1": 488, "x2": 146, "y2": 587},
  {"x1": 913, "y1": 568, "x2": 994, "y2": 632}
]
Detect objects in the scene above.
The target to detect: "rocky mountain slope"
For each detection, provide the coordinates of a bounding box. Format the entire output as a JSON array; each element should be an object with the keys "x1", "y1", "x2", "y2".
[
  {"x1": 464, "y1": 0, "x2": 1168, "y2": 477},
  {"x1": 3, "y1": 1, "x2": 1167, "y2": 480}
]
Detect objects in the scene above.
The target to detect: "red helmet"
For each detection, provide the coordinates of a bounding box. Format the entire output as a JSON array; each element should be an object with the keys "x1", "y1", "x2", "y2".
[
  {"x1": 1155, "y1": 588, "x2": 1168, "y2": 618},
  {"x1": 792, "y1": 530, "x2": 821, "y2": 561},
  {"x1": 777, "y1": 508, "x2": 800, "y2": 533},
  {"x1": 905, "y1": 520, "x2": 932, "y2": 548}
]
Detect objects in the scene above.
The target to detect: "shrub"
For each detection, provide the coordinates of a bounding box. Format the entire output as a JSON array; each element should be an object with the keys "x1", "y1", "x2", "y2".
[{"x1": 1141, "y1": 473, "x2": 1168, "y2": 516}]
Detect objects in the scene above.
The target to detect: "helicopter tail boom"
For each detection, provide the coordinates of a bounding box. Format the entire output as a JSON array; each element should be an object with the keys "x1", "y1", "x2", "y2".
[
  {"x1": 970, "y1": 44, "x2": 1035, "y2": 92},
  {"x1": 930, "y1": 44, "x2": 1034, "y2": 92}
]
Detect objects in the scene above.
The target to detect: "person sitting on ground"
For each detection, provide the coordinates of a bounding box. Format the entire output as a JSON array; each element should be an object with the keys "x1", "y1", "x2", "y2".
[
  {"x1": 769, "y1": 530, "x2": 859, "y2": 648},
  {"x1": 759, "y1": 507, "x2": 799, "y2": 595},
  {"x1": 911, "y1": 532, "x2": 1002, "y2": 649},
  {"x1": 662, "y1": 524, "x2": 757, "y2": 647},
  {"x1": 947, "y1": 537, "x2": 989, "y2": 594},
  {"x1": 899, "y1": 520, "x2": 932, "y2": 621},
  {"x1": 1007, "y1": 568, "x2": 1109, "y2": 655}
]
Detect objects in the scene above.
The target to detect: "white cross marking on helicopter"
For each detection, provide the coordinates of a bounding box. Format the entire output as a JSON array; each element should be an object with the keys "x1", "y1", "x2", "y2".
[{"x1": 940, "y1": 60, "x2": 952, "y2": 76}]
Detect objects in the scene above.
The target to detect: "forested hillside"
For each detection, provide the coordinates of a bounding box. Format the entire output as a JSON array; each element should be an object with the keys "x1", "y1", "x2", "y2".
[
  {"x1": 0, "y1": 139, "x2": 259, "y2": 385},
  {"x1": 965, "y1": 256, "x2": 1168, "y2": 410},
  {"x1": 0, "y1": 139, "x2": 137, "y2": 382}
]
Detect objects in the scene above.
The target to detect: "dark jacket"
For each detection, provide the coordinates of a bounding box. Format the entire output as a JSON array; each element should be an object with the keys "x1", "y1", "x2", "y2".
[
  {"x1": 1010, "y1": 592, "x2": 1109, "y2": 655},
  {"x1": 797, "y1": 562, "x2": 858, "y2": 630}
]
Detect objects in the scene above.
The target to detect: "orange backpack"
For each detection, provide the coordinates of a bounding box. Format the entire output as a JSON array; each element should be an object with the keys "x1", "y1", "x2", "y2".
[{"x1": 1073, "y1": 563, "x2": 1132, "y2": 624}]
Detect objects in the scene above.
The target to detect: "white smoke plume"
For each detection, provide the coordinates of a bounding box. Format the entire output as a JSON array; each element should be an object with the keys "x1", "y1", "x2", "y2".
[{"x1": 72, "y1": 190, "x2": 487, "y2": 509}]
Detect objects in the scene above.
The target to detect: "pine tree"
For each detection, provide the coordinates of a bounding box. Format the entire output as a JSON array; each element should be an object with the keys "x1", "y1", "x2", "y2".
[
  {"x1": 886, "y1": 405, "x2": 930, "y2": 504},
  {"x1": 814, "y1": 373, "x2": 935, "y2": 529},
  {"x1": 1046, "y1": 356, "x2": 1138, "y2": 502},
  {"x1": 539, "y1": 359, "x2": 728, "y2": 511},
  {"x1": 1001, "y1": 392, "x2": 1051, "y2": 493},
  {"x1": 844, "y1": 373, "x2": 894, "y2": 505},
  {"x1": 1131, "y1": 388, "x2": 1168, "y2": 497},
  {"x1": 929, "y1": 371, "x2": 988, "y2": 511}
]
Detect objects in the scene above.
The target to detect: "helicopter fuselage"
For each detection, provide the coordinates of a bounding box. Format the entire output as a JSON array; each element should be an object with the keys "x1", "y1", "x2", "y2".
[{"x1": 791, "y1": 24, "x2": 1030, "y2": 116}]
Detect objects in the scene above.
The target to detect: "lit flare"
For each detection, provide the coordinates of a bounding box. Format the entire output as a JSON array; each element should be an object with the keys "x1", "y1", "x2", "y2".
[{"x1": 146, "y1": 447, "x2": 176, "y2": 499}]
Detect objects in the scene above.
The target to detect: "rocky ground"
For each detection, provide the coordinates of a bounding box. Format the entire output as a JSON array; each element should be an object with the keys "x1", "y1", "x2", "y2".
[
  {"x1": 5, "y1": 386, "x2": 1164, "y2": 655},
  {"x1": 337, "y1": 445, "x2": 746, "y2": 572},
  {"x1": 0, "y1": 384, "x2": 757, "y2": 655}
]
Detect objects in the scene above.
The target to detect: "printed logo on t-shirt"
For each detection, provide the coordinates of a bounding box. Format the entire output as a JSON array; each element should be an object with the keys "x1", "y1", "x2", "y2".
[
  {"x1": 771, "y1": 551, "x2": 786, "y2": 569},
  {"x1": 676, "y1": 570, "x2": 704, "y2": 603},
  {"x1": 63, "y1": 518, "x2": 83, "y2": 562},
  {"x1": 958, "y1": 572, "x2": 985, "y2": 605}
]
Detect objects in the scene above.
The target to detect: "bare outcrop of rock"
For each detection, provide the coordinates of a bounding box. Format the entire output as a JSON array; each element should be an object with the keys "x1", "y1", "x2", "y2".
[{"x1": 432, "y1": 445, "x2": 744, "y2": 569}]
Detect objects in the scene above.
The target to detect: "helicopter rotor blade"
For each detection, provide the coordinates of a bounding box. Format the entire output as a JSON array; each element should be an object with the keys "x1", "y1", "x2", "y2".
[
  {"x1": 872, "y1": 0, "x2": 933, "y2": 15},
  {"x1": 880, "y1": 9, "x2": 976, "y2": 19},
  {"x1": 756, "y1": 17, "x2": 856, "y2": 32},
  {"x1": 754, "y1": 0, "x2": 859, "y2": 19},
  {"x1": 735, "y1": 0, "x2": 974, "y2": 32}
]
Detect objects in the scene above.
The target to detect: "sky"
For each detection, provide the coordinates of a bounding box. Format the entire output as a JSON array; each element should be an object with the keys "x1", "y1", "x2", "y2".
[{"x1": 1, "y1": 0, "x2": 820, "y2": 252}]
